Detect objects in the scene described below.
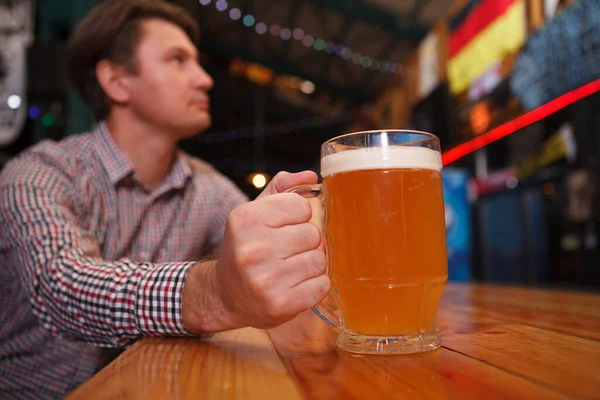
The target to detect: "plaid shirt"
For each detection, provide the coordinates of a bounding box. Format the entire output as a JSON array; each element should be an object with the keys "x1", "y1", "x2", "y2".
[{"x1": 0, "y1": 123, "x2": 247, "y2": 399}]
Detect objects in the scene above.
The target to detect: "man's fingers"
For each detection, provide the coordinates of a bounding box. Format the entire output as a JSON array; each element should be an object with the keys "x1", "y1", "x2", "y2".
[
  {"x1": 228, "y1": 193, "x2": 312, "y2": 232},
  {"x1": 285, "y1": 274, "x2": 331, "y2": 316},
  {"x1": 270, "y1": 223, "x2": 322, "y2": 259},
  {"x1": 257, "y1": 193, "x2": 313, "y2": 228},
  {"x1": 272, "y1": 248, "x2": 327, "y2": 288},
  {"x1": 257, "y1": 170, "x2": 318, "y2": 199}
]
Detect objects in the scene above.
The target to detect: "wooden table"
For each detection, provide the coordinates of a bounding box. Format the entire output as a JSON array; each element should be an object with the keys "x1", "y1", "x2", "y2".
[{"x1": 67, "y1": 283, "x2": 600, "y2": 399}]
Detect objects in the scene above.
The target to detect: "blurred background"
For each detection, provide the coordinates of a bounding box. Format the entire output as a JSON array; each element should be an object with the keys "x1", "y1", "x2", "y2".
[{"x1": 0, "y1": 0, "x2": 598, "y2": 289}]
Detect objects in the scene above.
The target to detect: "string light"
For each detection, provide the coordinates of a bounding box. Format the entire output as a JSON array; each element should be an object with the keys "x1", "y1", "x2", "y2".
[
  {"x1": 324, "y1": 42, "x2": 335, "y2": 54},
  {"x1": 313, "y1": 39, "x2": 325, "y2": 51},
  {"x1": 280, "y1": 28, "x2": 292, "y2": 40},
  {"x1": 255, "y1": 22, "x2": 267, "y2": 35},
  {"x1": 302, "y1": 35, "x2": 314, "y2": 47},
  {"x1": 293, "y1": 28, "x2": 304, "y2": 40},
  {"x1": 242, "y1": 14, "x2": 255, "y2": 27},
  {"x1": 28, "y1": 105, "x2": 40, "y2": 119},
  {"x1": 199, "y1": 1, "x2": 401, "y2": 74},
  {"x1": 215, "y1": 0, "x2": 228, "y2": 12},
  {"x1": 270, "y1": 24, "x2": 280, "y2": 36},
  {"x1": 42, "y1": 114, "x2": 54, "y2": 127},
  {"x1": 229, "y1": 8, "x2": 241, "y2": 20},
  {"x1": 341, "y1": 47, "x2": 352, "y2": 59}
]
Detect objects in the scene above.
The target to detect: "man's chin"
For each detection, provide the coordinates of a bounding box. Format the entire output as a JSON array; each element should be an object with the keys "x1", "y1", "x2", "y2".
[
  {"x1": 180, "y1": 116, "x2": 211, "y2": 139},
  {"x1": 196, "y1": 113, "x2": 211, "y2": 131}
]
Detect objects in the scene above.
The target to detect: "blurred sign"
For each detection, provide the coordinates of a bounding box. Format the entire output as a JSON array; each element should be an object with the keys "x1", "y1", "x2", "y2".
[
  {"x1": 468, "y1": 61, "x2": 502, "y2": 102},
  {"x1": 544, "y1": 0, "x2": 561, "y2": 19},
  {"x1": 443, "y1": 168, "x2": 471, "y2": 281},
  {"x1": 471, "y1": 167, "x2": 516, "y2": 196},
  {"x1": 245, "y1": 63, "x2": 274, "y2": 86},
  {"x1": 511, "y1": 0, "x2": 600, "y2": 110},
  {"x1": 418, "y1": 33, "x2": 439, "y2": 100},
  {"x1": 229, "y1": 59, "x2": 275, "y2": 86},
  {"x1": 469, "y1": 101, "x2": 491, "y2": 135},
  {"x1": 228, "y1": 58, "x2": 246, "y2": 77},
  {"x1": 515, "y1": 124, "x2": 576, "y2": 178},
  {"x1": 0, "y1": 0, "x2": 33, "y2": 146},
  {"x1": 567, "y1": 169, "x2": 591, "y2": 223},
  {"x1": 448, "y1": 0, "x2": 525, "y2": 94}
]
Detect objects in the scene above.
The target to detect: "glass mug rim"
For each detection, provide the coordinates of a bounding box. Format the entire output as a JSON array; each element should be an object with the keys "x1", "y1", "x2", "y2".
[{"x1": 322, "y1": 129, "x2": 440, "y2": 145}]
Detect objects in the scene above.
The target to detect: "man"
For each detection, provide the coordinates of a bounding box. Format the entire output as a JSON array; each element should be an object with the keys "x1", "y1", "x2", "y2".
[{"x1": 0, "y1": 0, "x2": 329, "y2": 398}]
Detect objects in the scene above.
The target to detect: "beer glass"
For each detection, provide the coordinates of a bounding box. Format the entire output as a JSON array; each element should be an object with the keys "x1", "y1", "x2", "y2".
[{"x1": 290, "y1": 130, "x2": 448, "y2": 354}]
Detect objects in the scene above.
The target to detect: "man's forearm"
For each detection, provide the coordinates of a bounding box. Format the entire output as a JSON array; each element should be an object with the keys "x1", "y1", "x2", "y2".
[{"x1": 181, "y1": 261, "x2": 240, "y2": 333}]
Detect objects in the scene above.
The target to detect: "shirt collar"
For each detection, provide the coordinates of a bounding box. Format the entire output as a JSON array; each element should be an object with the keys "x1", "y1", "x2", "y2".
[
  {"x1": 93, "y1": 121, "x2": 193, "y2": 190},
  {"x1": 94, "y1": 122, "x2": 134, "y2": 185},
  {"x1": 165, "y1": 151, "x2": 193, "y2": 191}
]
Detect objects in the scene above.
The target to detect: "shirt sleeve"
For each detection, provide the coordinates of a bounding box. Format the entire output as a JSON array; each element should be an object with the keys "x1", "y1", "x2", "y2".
[{"x1": 0, "y1": 161, "x2": 194, "y2": 348}]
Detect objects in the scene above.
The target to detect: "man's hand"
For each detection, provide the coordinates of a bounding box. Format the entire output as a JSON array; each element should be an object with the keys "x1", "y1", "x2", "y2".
[
  {"x1": 182, "y1": 175, "x2": 329, "y2": 333},
  {"x1": 256, "y1": 171, "x2": 318, "y2": 199}
]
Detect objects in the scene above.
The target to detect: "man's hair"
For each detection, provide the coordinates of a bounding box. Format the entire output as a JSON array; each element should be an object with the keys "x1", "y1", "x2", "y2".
[{"x1": 66, "y1": 0, "x2": 199, "y2": 121}]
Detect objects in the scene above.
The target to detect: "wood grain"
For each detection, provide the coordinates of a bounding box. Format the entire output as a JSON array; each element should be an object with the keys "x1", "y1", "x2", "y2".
[
  {"x1": 444, "y1": 284, "x2": 600, "y2": 318},
  {"x1": 442, "y1": 302, "x2": 600, "y2": 341},
  {"x1": 67, "y1": 284, "x2": 600, "y2": 399},
  {"x1": 268, "y1": 310, "x2": 570, "y2": 400},
  {"x1": 66, "y1": 328, "x2": 302, "y2": 400},
  {"x1": 439, "y1": 314, "x2": 600, "y2": 398}
]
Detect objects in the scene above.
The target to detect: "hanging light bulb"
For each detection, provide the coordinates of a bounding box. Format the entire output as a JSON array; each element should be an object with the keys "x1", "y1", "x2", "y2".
[
  {"x1": 7, "y1": 95, "x2": 21, "y2": 110},
  {"x1": 300, "y1": 80, "x2": 316, "y2": 94},
  {"x1": 249, "y1": 173, "x2": 268, "y2": 189}
]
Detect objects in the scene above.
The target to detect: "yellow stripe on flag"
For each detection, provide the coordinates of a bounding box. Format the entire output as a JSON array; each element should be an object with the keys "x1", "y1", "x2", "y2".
[{"x1": 448, "y1": 0, "x2": 525, "y2": 95}]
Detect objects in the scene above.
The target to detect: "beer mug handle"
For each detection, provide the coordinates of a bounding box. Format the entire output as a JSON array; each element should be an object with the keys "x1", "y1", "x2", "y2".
[{"x1": 286, "y1": 184, "x2": 342, "y2": 330}]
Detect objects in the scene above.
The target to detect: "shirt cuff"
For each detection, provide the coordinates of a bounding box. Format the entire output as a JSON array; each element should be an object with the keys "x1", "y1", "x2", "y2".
[{"x1": 135, "y1": 262, "x2": 195, "y2": 336}]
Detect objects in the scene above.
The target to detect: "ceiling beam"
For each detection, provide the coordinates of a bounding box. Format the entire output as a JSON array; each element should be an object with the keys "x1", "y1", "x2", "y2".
[
  {"x1": 304, "y1": 0, "x2": 427, "y2": 42},
  {"x1": 410, "y1": 0, "x2": 429, "y2": 22}
]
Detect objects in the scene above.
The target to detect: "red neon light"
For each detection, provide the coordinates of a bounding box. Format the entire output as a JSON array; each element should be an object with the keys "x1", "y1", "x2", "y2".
[{"x1": 442, "y1": 78, "x2": 600, "y2": 166}]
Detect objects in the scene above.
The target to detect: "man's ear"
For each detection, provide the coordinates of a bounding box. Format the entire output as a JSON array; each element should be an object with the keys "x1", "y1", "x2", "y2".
[{"x1": 95, "y1": 60, "x2": 131, "y2": 104}]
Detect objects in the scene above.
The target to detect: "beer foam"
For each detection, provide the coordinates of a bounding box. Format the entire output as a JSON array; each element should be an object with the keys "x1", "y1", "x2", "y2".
[{"x1": 321, "y1": 146, "x2": 442, "y2": 177}]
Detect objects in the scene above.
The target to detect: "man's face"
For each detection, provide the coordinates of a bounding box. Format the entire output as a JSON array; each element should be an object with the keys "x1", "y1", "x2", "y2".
[{"x1": 126, "y1": 18, "x2": 213, "y2": 139}]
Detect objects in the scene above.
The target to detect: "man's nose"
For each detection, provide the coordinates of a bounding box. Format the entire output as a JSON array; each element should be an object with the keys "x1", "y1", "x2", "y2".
[{"x1": 193, "y1": 64, "x2": 214, "y2": 91}]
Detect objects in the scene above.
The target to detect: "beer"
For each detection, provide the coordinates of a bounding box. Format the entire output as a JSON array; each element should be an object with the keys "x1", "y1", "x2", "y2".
[{"x1": 321, "y1": 146, "x2": 447, "y2": 336}]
